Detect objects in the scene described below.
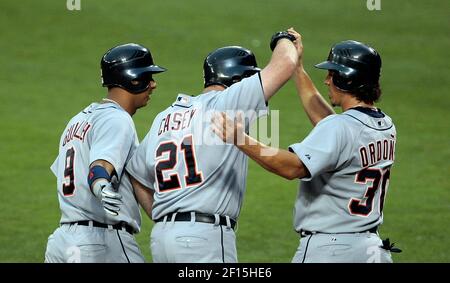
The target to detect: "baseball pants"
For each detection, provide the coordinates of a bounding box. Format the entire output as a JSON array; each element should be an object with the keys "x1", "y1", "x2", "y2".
[
  {"x1": 292, "y1": 231, "x2": 393, "y2": 263},
  {"x1": 150, "y1": 216, "x2": 237, "y2": 263},
  {"x1": 44, "y1": 222, "x2": 144, "y2": 263}
]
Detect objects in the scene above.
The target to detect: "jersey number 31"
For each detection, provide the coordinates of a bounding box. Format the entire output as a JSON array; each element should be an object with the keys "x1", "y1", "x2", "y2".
[{"x1": 348, "y1": 167, "x2": 391, "y2": 216}]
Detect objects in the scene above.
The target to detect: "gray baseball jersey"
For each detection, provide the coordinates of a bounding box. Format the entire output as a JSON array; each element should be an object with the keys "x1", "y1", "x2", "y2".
[
  {"x1": 126, "y1": 73, "x2": 267, "y2": 221},
  {"x1": 289, "y1": 107, "x2": 396, "y2": 233},
  {"x1": 50, "y1": 102, "x2": 141, "y2": 231}
]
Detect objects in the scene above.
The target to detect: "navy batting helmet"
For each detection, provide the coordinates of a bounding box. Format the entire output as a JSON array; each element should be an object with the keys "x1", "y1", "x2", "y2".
[
  {"x1": 203, "y1": 46, "x2": 261, "y2": 88},
  {"x1": 315, "y1": 40, "x2": 381, "y2": 92},
  {"x1": 101, "y1": 43, "x2": 166, "y2": 94}
]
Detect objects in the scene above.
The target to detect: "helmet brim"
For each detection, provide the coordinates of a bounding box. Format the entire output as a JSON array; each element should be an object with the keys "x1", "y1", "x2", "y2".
[
  {"x1": 126, "y1": 65, "x2": 167, "y2": 77},
  {"x1": 314, "y1": 61, "x2": 357, "y2": 77}
]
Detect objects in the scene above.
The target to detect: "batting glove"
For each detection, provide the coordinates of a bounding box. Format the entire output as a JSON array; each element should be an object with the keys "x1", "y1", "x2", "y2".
[{"x1": 92, "y1": 179, "x2": 123, "y2": 216}]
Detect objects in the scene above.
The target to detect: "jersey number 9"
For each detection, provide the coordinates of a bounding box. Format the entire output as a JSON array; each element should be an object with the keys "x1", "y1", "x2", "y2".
[{"x1": 62, "y1": 147, "x2": 76, "y2": 196}]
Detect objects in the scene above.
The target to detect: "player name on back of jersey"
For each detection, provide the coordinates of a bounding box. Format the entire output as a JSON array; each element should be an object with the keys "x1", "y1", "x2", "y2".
[
  {"x1": 158, "y1": 109, "x2": 197, "y2": 135},
  {"x1": 359, "y1": 137, "x2": 395, "y2": 167},
  {"x1": 62, "y1": 120, "x2": 92, "y2": 146}
]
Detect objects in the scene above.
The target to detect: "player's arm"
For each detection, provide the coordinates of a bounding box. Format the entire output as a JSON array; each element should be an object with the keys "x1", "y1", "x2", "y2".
[
  {"x1": 238, "y1": 136, "x2": 308, "y2": 180},
  {"x1": 88, "y1": 115, "x2": 136, "y2": 216},
  {"x1": 260, "y1": 30, "x2": 298, "y2": 101},
  {"x1": 90, "y1": 159, "x2": 115, "y2": 175},
  {"x1": 211, "y1": 112, "x2": 310, "y2": 180},
  {"x1": 88, "y1": 160, "x2": 122, "y2": 216},
  {"x1": 293, "y1": 68, "x2": 334, "y2": 126},
  {"x1": 288, "y1": 28, "x2": 334, "y2": 126},
  {"x1": 130, "y1": 175, "x2": 154, "y2": 219}
]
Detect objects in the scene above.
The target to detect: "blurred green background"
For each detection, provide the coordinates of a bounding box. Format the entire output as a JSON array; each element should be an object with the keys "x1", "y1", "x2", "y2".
[{"x1": 0, "y1": 0, "x2": 448, "y2": 262}]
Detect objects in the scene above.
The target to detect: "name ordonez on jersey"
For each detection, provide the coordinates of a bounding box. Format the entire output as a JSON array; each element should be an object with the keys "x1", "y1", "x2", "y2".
[{"x1": 156, "y1": 106, "x2": 279, "y2": 155}]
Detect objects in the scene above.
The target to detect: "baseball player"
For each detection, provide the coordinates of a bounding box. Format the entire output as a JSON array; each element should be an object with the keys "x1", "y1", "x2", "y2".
[
  {"x1": 45, "y1": 43, "x2": 166, "y2": 263},
  {"x1": 212, "y1": 30, "x2": 401, "y2": 263},
  {"x1": 125, "y1": 30, "x2": 299, "y2": 262}
]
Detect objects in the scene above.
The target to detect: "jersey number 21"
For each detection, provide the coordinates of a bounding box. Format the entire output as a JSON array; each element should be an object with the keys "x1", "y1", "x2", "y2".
[{"x1": 155, "y1": 135, "x2": 203, "y2": 192}]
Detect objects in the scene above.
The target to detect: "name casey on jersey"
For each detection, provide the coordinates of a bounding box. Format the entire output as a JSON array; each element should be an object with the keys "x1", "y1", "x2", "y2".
[
  {"x1": 359, "y1": 137, "x2": 395, "y2": 167},
  {"x1": 158, "y1": 109, "x2": 197, "y2": 135}
]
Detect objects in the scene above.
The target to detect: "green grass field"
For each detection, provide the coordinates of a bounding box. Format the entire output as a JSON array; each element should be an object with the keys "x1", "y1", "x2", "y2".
[{"x1": 0, "y1": 0, "x2": 448, "y2": 262}]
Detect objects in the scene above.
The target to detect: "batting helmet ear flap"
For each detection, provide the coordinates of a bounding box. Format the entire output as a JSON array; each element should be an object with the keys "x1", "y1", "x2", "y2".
[{"x1": 332, "y1": 71, "x2": 359, "y2": 91}]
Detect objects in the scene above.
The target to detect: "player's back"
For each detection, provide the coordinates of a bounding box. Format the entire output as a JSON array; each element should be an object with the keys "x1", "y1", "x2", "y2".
[
  {"x1": 147, "y1": 92, "x2": 249, "y2": 220},
  {"x1": 293, "y1": 107, "x2": 396, "y2": 233},
  {"x1": 51, "y1": 102, "x2": 140, "y2": 227},
  {"x1": 130, "y1": 73, "x2": 267, "y2": 221}
]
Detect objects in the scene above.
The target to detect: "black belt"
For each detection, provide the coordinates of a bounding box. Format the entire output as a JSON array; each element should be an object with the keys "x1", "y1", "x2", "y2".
[
  {"x1": 155, "y1": 212, "x2": 236, "y2": 229},
  {"x1": 300, "y1": 226, "x2": 378, "y2": 238},
  {"x1": 65, "y1": 220, "x2": 135, "y2": 235}
]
